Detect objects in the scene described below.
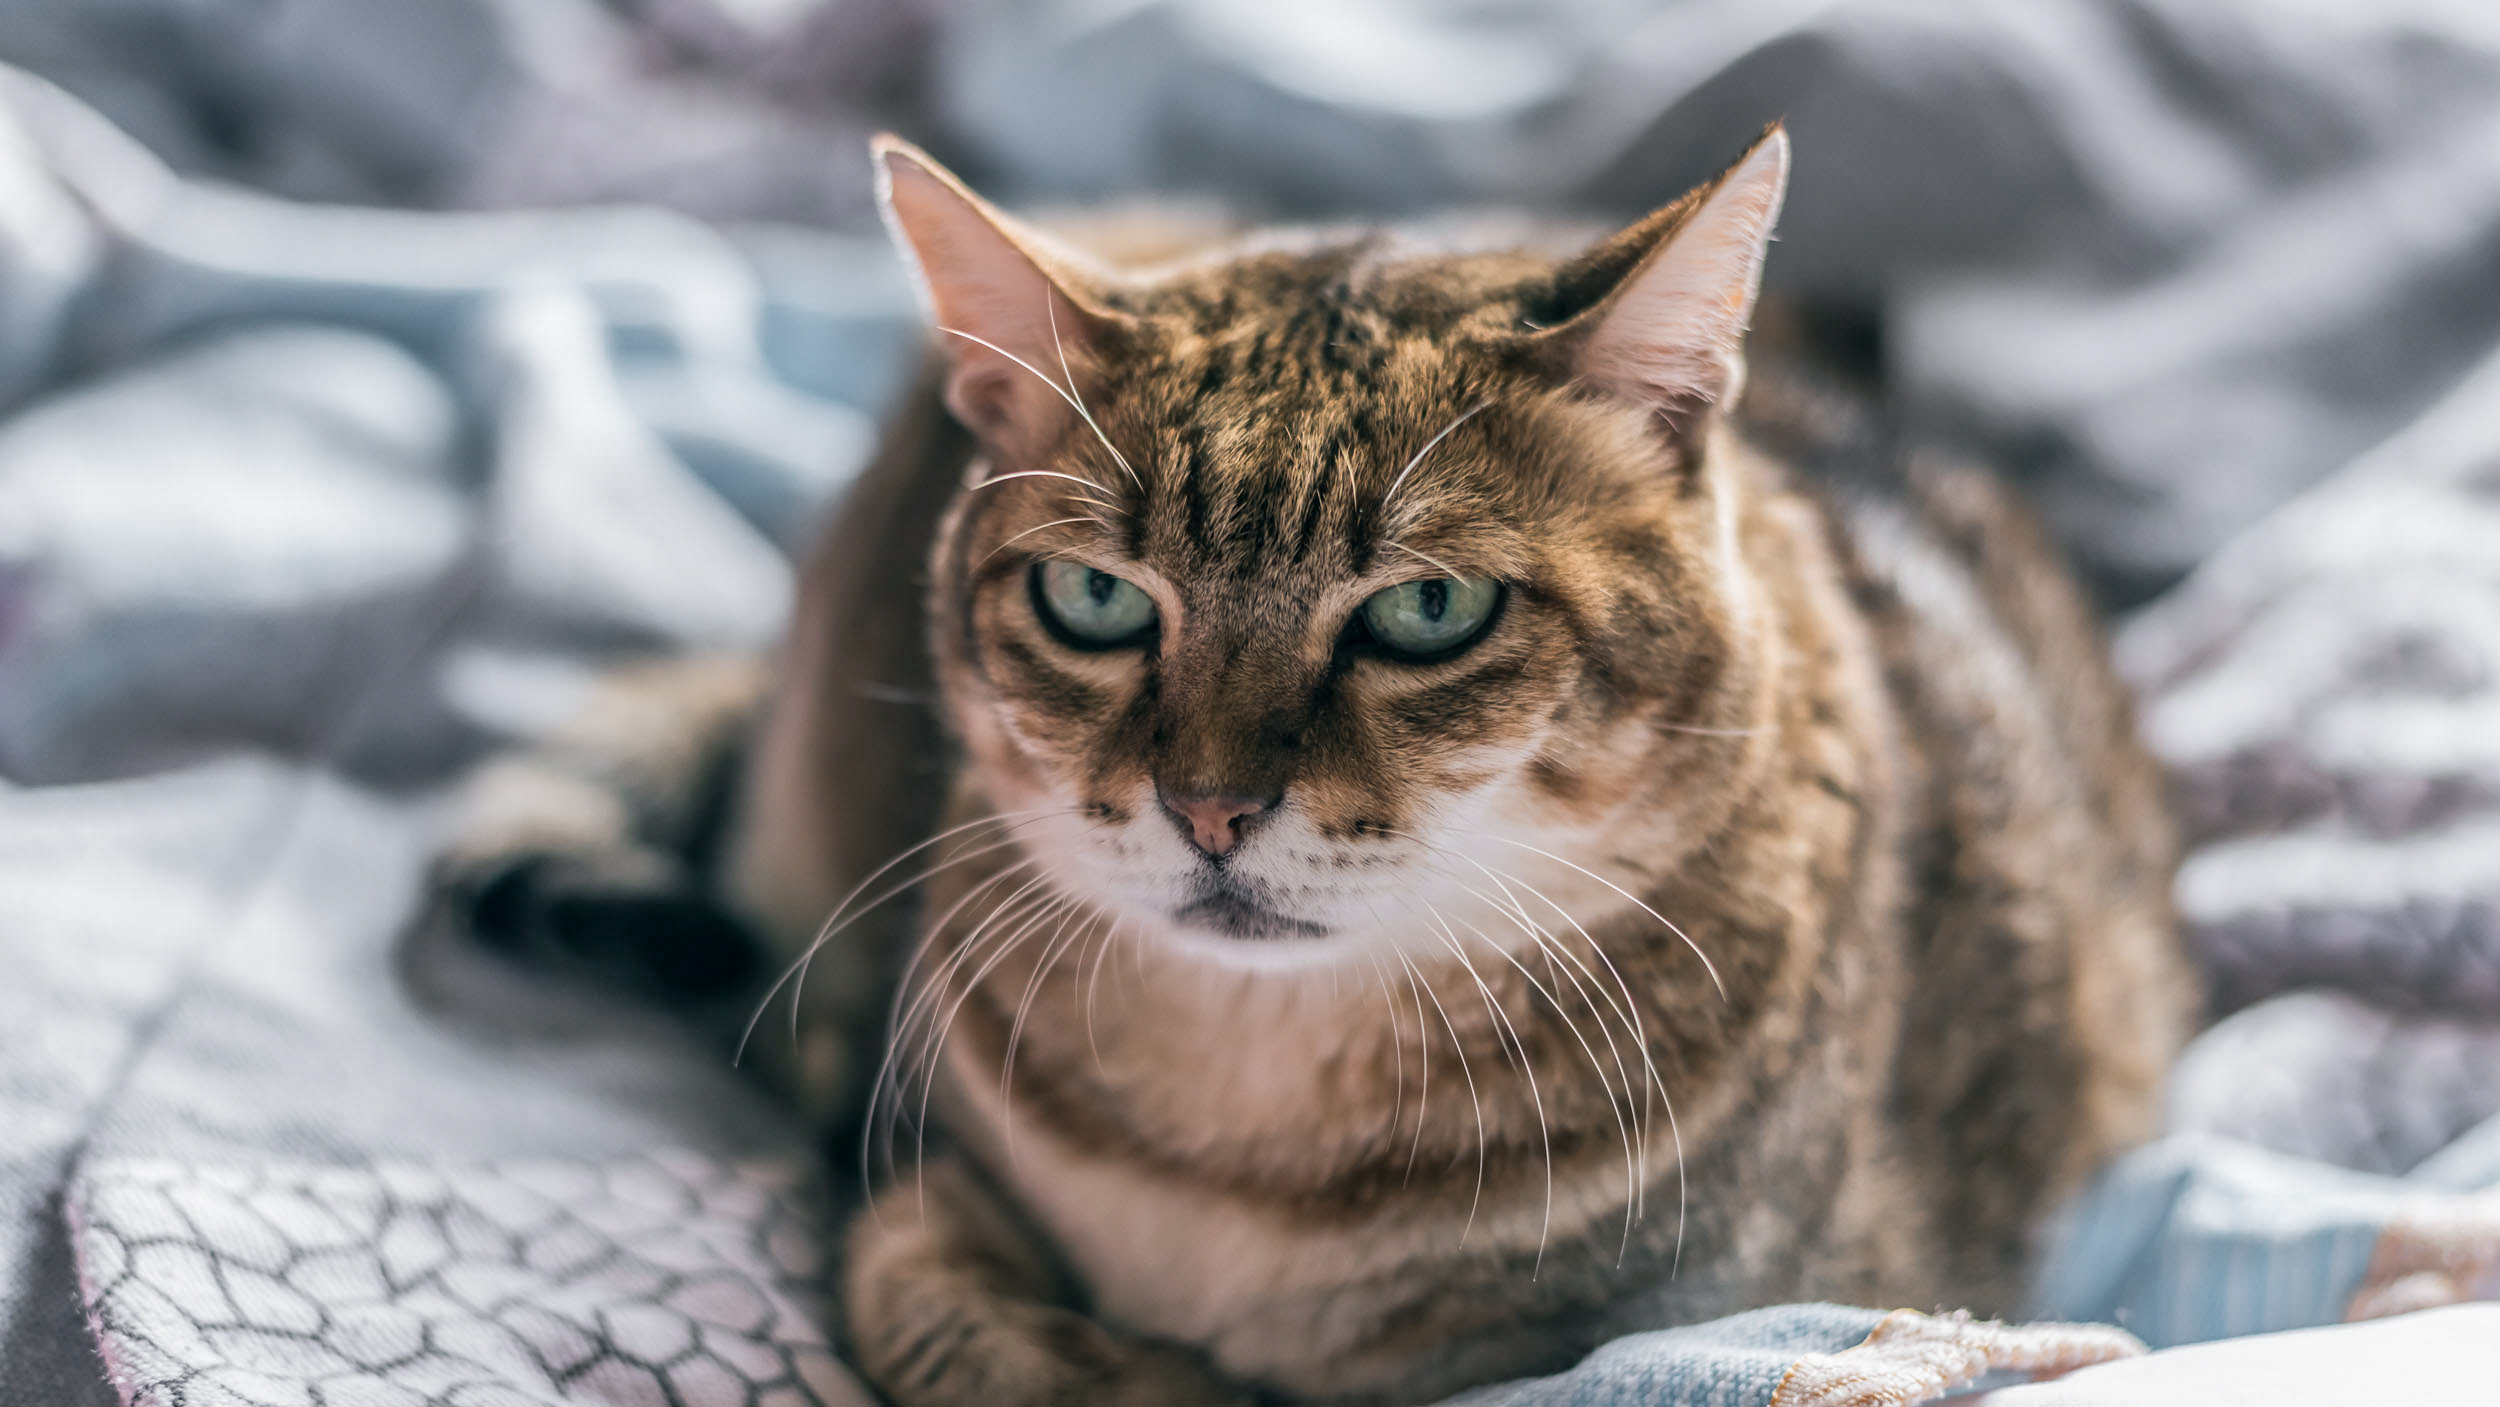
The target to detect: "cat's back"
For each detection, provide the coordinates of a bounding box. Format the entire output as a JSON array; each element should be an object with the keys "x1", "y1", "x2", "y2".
[{"x1": 1740, "y1": 357, "x2": 2195, "y2": 1305}]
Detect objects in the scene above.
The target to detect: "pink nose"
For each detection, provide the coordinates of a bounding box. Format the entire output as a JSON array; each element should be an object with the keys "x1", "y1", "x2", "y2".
[{"x1": 1163, "y1": 794, "x2": 1269, "y2": 858}]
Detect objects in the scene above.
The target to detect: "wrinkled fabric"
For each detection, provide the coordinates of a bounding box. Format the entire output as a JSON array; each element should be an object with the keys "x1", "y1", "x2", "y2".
[
  {"x1": 0, "y1": 63, "x2": 911, "y2": 1403},
  {"x1": 6, "y1": 1, "x2": 2500, "y2": 1403},
  {"x1": 924, "y1": 0, "x2": 2500, "y2": 606},
  {"x1": 2031, "y1": 1116, "x2": 2500, "y2": 1348},
  {"x1": 71, "y1": 1153, "x2": 871, "y2": 1406}
]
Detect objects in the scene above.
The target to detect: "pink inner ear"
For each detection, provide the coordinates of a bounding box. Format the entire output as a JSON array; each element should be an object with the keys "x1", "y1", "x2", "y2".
[
  {"x1": 946, "y1": 361, "x2": 1021, "y2": 440},
  {"x1": 1575, "y1": 132, "x2": 1790, "y2": 422},
  {"x1": 877, "y1": 149, "x2": 1096, "y2": 456}
]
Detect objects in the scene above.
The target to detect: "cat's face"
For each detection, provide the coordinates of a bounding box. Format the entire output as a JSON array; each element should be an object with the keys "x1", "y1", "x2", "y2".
[{"x1": 879, "y1": 135, "x2": 1788, "y2": 970}]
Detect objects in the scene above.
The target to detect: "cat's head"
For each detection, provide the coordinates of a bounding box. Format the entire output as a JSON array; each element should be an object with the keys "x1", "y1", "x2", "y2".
[{"x1": 876, "y1": 131, "x2": 1789, "y2": 971}]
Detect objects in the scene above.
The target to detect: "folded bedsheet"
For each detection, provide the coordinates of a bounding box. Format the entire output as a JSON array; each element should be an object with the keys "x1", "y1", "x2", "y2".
[{"x1": 6, "y1": 1, "x2": 2500, "y2": 1403}]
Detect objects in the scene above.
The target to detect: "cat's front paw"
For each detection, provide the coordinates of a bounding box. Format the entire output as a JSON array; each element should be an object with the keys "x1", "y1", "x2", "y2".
[
  {"x1": 862, "y1": 1295, "x2": 1257, "y2": 1407},
  {"x1": 450, "y1": 848, "x2": 760, "y2": 999},
  {"x1": 433, "y1": 755, "x2": 760, "y2": 1001},
  {"x1": 847, "y1": 1158, "x2": 1263, "y2": 1407}
]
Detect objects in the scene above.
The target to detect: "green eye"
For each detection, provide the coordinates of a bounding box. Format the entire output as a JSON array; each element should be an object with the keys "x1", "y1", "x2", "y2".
[
  {"x1": 1360, "y1": 577, "x2": 1501, "y2": 660},
  {"x1": 1033, "y1": 560, "x2": 1158, "y2": 647}
]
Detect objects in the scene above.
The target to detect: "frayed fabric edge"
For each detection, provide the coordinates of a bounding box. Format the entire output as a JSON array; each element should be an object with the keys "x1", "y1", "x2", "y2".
[
  {"x1": 2344, "y1": 1197, "x2": 2500, "y2": 1323},
  {"x1": 1768, "y1": 1308, "x2": 2145, "y2": 1407}
]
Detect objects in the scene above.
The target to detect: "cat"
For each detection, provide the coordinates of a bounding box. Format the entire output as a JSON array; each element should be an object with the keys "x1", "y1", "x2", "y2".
[{"x1": 438, "y1": 126, "x2": 2196, "y2": 1407}]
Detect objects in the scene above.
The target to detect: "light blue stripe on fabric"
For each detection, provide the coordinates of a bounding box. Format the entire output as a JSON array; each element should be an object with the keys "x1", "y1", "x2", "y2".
[
  {"x1": 1429, "y1": 1116, "x2": 2500, "y2": 1404},
  {"x1": 1438, "y1": 1303, "x2": 1886, "y2": 1407},
  {"x1": 2029, "y1": 1134, "x2": 2420, "y2": 1348}
]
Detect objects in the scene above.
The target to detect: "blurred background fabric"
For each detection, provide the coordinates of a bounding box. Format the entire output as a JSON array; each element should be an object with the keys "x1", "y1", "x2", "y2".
[
  {"x1": 4, "y1": 1, "x2": 2500, "y2": 1403},
  {"x1": 12, "y1": 0, "x2": 2500, "y2": 602}
]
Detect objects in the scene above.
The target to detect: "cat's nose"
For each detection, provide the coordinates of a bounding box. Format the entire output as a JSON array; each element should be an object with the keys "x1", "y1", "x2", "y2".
[{"x1": 1158, "y1": 790, "x2": 1272, "y2": 858}]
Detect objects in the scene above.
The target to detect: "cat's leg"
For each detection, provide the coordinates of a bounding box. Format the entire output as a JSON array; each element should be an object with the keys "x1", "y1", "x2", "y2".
[
  {"x1": 846, "y1": 1158, "x2": 1257, "y2": 1407},
  {"x1": 433, "y1": 654, "x2": 773, "y2": 1012}
]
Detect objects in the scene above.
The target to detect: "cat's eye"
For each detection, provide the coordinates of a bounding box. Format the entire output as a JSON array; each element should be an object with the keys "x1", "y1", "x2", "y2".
[
  {"x1": 1032, "y1": 560, "x2": 1158, "y2": 648},
  {"x1": 1359, "y1": 577, "x2": 1502, "y2": 661}
]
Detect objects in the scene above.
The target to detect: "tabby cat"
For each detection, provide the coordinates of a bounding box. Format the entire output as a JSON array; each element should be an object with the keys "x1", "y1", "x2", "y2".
[{"x1": 441, "y1": 127, "x2": 2194, "y2": 1407}]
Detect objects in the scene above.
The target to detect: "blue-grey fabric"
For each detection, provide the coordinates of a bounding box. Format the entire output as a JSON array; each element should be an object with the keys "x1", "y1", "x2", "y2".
[
  {"x1": 2028, "y1": 1127, "x2": 2485, "y2": 1349},
  {"x1": 1437, "y1": 1305, "x2": 1886, "y2": 1407},
  {"x1": 0, "y1": 62, "x2": 913, "y2": 1404},
  {"x1": 6, "y1": 2, "x2": 2500, "y2": 1403}
]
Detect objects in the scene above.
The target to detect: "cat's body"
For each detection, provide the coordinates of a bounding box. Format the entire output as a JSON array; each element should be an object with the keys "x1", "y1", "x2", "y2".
[{"x1": 441, "y1": 132, "x2": 2193, "y2": 1407}]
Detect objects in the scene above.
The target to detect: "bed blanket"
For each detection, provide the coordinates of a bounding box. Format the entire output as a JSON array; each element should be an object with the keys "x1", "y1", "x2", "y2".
[{"x1": 6, "y1": 1, "x2": 2500, "y2": 1402}]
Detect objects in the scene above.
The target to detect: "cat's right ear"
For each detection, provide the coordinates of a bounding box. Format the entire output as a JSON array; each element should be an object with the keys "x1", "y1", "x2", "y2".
[
  {"x1": 871, "y1": 135, "x2": 1128, "y2": 461},
  {"x1": 1534, "y1": 127, "x2": 1790, "y2": 459}
]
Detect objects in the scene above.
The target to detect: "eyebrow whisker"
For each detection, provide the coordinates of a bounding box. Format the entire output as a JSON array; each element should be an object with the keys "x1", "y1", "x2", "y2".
[
  {"x1": 1044, "y1": 293, "x2": 1144, "y2": 492},
  {"x1": 1380, "y1": 401, "x2": 1489, "y2": 516},
  {"x1": 980, "y1": 515, "x2": 1102, "y2": 568},
  {"x1": 966, "y1": 468, "x2": 1123, "y2": 512},
  {"x1": 1382, "y1": 539, "x2": 1468, "y2": 580},
  {"x1": 936, "y1": 324, "x2": 1139, "y2": 503}
]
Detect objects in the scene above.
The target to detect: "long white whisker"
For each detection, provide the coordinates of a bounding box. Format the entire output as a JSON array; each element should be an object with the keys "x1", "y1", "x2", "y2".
[
  {"x1": 900, "y1": 903, "x2": 1054, "y2": 1212},
  {"x1": 864, "y1": 857, "x2": 1046, "y2": 1186},
  {"x1": 1365, "y1": 949, "x2": 1407, "y2": 1149},
  {"x1": 905, "y1": 867, "x2": 1063, "y2": 1092},
  {"x1": 812, "y1": 828, "x2": 1039, "y2": 1054},
  {"x1": 1377, "y1": 934, "x2": 1441, "y2": 1187},
  {"x1": 1362, "y1": 895, "x2": 1437, "y2": 1183},
  {"x1": 1474, "y1": 835, "x2": 1726, "y2": 999},
  {"x1": 890, "y1": 879, "x2": 1055, "y2": 1179},
  {"x1": 963, "y1": 467, "x2": 1121, "y2": 511},
  {"x1": 1446, "y1": 838, "x2": 1691, "y2": 1272},
  {"x1": 1380, "y1": 401, "x2": 1488, "y2": 514},
  {"x1": 1043, "y1": 292, "x2": 1142, "y2": 491},
  {"x1": 741, "y1": 806, "x2": 1063, "y2": 1064},
  {"x1": 1001, "y1": 897, "x2": 1084, "y2": 1100},
  {"x1": 1081, "y1": 915, "x2": 1122, "y2": 1075},
  {"x1": 1382, "y1": 539, "x2": 1468, "y2": 581},
  {"x1": 869, "y1": 875, "x2": 1042, "y2": 1200},
  {"x1": 1462, "y1": 852, "x2": 1673, "y2": 1237},
  {"x1": 1397, "y1": 955, "x2": 1432, "y2": 1182},
  {"x1": 872, "y1": 856, "x2": 1058, "y2": 1160},
  {"x1": 1001, "y1": 898, "x2": 1088, "y2": 1103},
  {"x1": 999, "y1": 897, "x2": 1089, "y2": 1171},
  {"x1": 1392, "y1": 902, "x2": 1487, "y2": 1244},
  {"x1": 1404, "y1": 839, "x2": 1654, "y2": 1236},
  {"x1": 1467, "y1": 871, "x2": 1646, "y2": 1247},
  {"x1": 981, "y1": 515, "x2": 1103, "y2": 568},
  {"x1": 910, "y1": 867, "x2": 1062, "y2": 1053},
  {"x1": 913, "y1": 883, "x2": 1068, "y2": 1185},
  {"x1": 1420, "y1": 900, "x2": 1551, "y2": 1272},
  {"x1": 936, "y1": 325, "x2": 1138, "y2": 505},
  {"x1": 800, "y1": 825, "x2": 1054, "y2": 1071},
  {"x1": 1427, "y1": 870, "x2": 1637, "y2": 1265}
]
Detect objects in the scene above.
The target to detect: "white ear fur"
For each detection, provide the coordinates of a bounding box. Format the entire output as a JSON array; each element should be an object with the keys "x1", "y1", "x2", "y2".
[
  {"x1": 872, "y1": 135, "x2": 1103, "y2": 455},
  {"x1": 1575, "y1": 129, "x2": 1790, "y2": 429}
]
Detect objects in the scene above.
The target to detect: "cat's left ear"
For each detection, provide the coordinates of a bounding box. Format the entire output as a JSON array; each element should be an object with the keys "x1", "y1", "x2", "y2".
[
  {"x1": 1544, "y1": 126, "x2": 1790, "y2": 450},
  {"x1": 871, "y1": 134, "x2": 1131, "y2": 463}
]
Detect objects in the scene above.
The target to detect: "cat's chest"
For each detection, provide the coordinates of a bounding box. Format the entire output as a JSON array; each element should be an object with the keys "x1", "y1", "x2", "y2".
[
  {"x1": 933, "y1": 1032, "x2": 1389, "y2": 1363},
  {"x1": 930, "y1": 1026, "x2": 1687, "y2": 1383}
]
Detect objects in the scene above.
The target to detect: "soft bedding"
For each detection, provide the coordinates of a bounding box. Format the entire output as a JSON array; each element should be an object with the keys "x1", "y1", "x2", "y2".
[{"x1": 5, "y1": 3, "x2": 2500, "y2": 1404}]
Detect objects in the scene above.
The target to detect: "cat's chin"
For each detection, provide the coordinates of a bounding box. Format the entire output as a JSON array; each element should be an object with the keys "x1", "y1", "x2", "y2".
[
  {"x1": 1155, "y1": 929, "x2": 1351, "y2": 975},
  {"x1": 1143, "y1": 901, "x2": 1356, "y2": 974},
  {"x1": 1172, "y1": 889, "x2": 1329, "y2": 942}
]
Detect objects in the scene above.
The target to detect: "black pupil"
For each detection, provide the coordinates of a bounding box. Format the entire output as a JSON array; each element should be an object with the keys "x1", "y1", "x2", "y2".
[
  {"x1": 1418, "y1": 579, "x2": 1449, "y2": 621},
  {"x1": 1086, "y1": 571, "x2": 1118, "y2": 606}
]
